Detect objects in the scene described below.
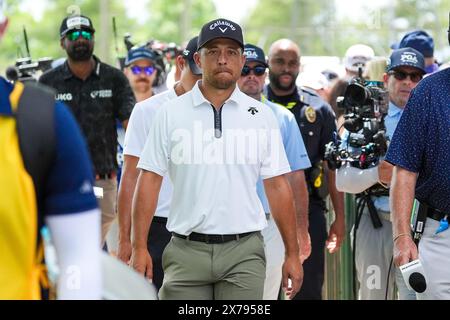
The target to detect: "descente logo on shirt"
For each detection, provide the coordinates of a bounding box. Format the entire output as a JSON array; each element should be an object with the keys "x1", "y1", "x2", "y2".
[
  {"x1": 90, "y1": 89, "x2": 113, "y2": 99},
  {"x1": 56, "y1": 93, "x2": 73, "y2": 101}
]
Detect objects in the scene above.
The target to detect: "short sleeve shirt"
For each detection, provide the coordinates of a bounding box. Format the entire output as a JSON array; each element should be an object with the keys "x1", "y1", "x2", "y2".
[
  {"x1": 39, "y1": 56, "x2": 136, "y2": 175},
  {"x1": 265, "y1": 85, "x2": 337, "y2": 165},
  {"x1": 138, "y1": 82, "x2": 291, "y2": 235},
  {"x1": 123, "y1": 88, "x2": 177, "y2": 218},
  {"x1": 0, "y1": 77, "x2": 98, "y2": 228},
  {"x1": 385, "y1": 69, "x2": 450, "y2": 212},
  {"x1": 256, "y1": 99, "x2": 311, "y2": 213}
]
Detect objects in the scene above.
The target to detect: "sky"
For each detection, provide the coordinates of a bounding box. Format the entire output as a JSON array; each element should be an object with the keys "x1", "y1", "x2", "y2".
[{"x1": 20, "y1": 0, "x2": 389, "y2": 24}]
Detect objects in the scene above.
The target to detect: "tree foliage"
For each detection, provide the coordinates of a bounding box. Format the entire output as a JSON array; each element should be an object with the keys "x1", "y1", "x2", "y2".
[{"x1": 243, "y1": 0, "x2": 449, "y2": 60}]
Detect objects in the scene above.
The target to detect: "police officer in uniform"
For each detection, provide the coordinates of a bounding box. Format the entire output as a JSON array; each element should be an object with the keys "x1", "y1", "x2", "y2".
[
  {"x1": 39, "y1": 14, "x2": 135, "y2": 243},
  {"x1": 264, "y1": 39, "x2": 345, "y2": 300}
]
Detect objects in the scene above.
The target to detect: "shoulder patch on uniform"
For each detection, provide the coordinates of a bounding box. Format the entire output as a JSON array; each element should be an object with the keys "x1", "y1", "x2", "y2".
[{"x1": 305, "y1": 106, "x2": 316, "y2": 123}]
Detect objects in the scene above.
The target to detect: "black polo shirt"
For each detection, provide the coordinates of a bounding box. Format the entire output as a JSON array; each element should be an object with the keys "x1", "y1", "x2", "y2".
[{"x1": 39, "y1": 56, "x2": 135, "y2": 175}]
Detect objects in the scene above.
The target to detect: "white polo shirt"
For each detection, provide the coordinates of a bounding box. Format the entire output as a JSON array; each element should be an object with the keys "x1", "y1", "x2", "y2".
[
  {"x1": 123, "y1": 87, "x2": 177, "y2": 218},
  {"x1": 138, "y1": 81, "x2": 291, "y2": 235}
]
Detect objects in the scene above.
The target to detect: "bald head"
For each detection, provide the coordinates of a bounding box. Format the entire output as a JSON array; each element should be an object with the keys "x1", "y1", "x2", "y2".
[
  {"x1": 268, "y1": 39, "x2": 301, "y2": 59},
  {"x1": 268, "y1": 39, "x2": 301, "y2": 95}
]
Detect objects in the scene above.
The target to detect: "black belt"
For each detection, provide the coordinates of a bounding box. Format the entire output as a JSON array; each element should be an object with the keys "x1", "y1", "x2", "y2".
[
  {"x1": 95, "y1": 172, "x2": 116, "y2": 180},
  {"x1": 427, "y1": 206, "x2": 448, "y2": 221},
  {"x1": 172, "y1": 231, "x2": 255, "y2": 244},
  {"x1": 152, "y1": 216, "x2": 168, "y2": 224}
]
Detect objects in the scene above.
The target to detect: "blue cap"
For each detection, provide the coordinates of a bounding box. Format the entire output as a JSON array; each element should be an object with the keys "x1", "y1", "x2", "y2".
[
  {"x1": 243, "y1": 44, "x2": 268, "y2": 67},
  {"x1": 398, "y1": 30, "x2": 434, "y2": 58},
  {"x1": 125, "y1": 47, "x2": 156, "y2": 66},
  {"x1": 387, "y1": 48, "x2": 426, "y2": 73}
]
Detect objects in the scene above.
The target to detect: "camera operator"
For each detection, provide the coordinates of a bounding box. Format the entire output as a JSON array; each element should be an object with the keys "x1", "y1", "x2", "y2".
[{"x1": 336, "y1": 48, "x2": 426, "y2": 299}]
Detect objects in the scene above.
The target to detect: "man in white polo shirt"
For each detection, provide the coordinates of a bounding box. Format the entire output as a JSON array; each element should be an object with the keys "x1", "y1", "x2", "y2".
[
  {"x1": 130, "y1": 18, "x2": 303, "y2": 300},
  {"x1": 116, "y1": 36, "x2": 202, "y2": 290}
]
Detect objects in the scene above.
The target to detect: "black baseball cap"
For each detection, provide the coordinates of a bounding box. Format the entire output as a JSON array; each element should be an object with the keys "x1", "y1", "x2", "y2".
[
  {"x1": 387, "y1": 47, "x2": 426, "y2": 74},
  {"x1": 243, "y1": 44, "x2": 267, "y2": 67},
  {"x1": 197, "y1": 18, "x2": 244, "y2": 50},
  {"x1": 181, "y1": 36, "x2": 202, "y2": 75},
  {"x1": 60, "y1": 15, "x2": 95, "y2": 39}
]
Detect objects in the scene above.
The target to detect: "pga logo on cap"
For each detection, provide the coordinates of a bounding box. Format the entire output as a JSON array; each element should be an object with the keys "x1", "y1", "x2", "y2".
[
  {"x1": 244, "y1": 49, "x2": 258, "y2": 59},
  {"x1": 400, "y1": 52, "x2": 419, "y2": 64}
]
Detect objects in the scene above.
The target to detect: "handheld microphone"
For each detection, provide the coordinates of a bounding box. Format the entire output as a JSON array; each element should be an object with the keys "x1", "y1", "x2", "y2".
[{"x1": 399, "y1": 259, "x2": 427, "y2": 293}]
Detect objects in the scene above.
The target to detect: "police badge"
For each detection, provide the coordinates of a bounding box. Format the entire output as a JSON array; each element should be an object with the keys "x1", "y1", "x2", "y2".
[{"x1": 305, "y1": 106, "x2": 316, "y2": 123}]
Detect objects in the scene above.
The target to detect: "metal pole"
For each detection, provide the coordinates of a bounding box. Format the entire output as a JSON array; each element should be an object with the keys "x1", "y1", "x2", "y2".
[
  {"x1": 99, "y1": 0, "x2": 111, "y2": 64},
  {"x1": 180, "y1": 0, "x2": 191, "y2": 44}
]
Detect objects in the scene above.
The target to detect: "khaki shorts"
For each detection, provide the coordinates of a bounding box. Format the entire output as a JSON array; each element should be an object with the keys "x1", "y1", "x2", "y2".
[{"x1": 95, "y1": 178, "x2": 118, "y2": 243}]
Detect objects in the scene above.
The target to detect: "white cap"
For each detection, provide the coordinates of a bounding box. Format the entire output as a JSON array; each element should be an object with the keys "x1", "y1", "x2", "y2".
[
  {"x1": 298, "y1": 71, "x2": 329, "y2": 90},
  {"x1": 344, "y1": 44, "x2": 375, "y2": 73}
]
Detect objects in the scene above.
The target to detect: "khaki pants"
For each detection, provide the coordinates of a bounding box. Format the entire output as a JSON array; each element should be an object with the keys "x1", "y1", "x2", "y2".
[
  {"x1": 95, "y1": 178, "x2": 118, "y2": 244},
  {"x1": 261, "y1": 216, "x2": 284, "y2": 300},
  {"x1": 159, "y1": 232, "x2": 266, "y2": 300}
]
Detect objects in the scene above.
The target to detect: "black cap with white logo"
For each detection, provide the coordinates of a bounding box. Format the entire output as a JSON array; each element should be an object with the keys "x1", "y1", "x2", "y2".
[
  {"x1": 387, "y1": 47, "x2": 426, "y2": 74},
  {"x1": 182, "y1": 36, "x2": 202, "y2": 75},
  {"x1": 243, "y1": 44, "x2": 267, "y2": 67},
  {"x1": 60, "y1": 15, "x2": 95, "y2": 38},
  {"x1": 197, "y1": 18, "x2": 244, "y2": 50}
]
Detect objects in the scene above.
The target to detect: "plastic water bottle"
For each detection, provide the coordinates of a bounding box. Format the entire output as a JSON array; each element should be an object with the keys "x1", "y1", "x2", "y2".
[{"x1": 41, "y1": 226, "x2": 60, "y2": 285}]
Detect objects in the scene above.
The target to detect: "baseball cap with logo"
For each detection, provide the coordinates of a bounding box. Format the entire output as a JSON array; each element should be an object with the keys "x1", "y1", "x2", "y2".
[
  {"x1": 181, "y1": 36, "x2": 202, "y2": 75},
  {"x1": 197, "y1": 18, "x2": 244, "y2": 50},
  {"x1": 243, "y1": 44, "x2": 268, "y2": 67},
  {"x1": 125, "y1": 47, "x2": 156, "y2": 67},
  {"x1": 60, "y1": 15, "x2": 95, "y2": 39},
  {"x1": 344, "y1": 44, "x2": 375, "y2": 73},
  {"x1": 386, "y1": 47, "x2": 426, "y2": 74},
  {"x1": 398, "y1": 30, "x2": 434, "y2": 58}
]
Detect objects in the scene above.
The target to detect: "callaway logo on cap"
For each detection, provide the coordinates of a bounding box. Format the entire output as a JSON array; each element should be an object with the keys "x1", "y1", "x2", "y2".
[{"x1": 197, "y1": 18, "x2": 244, "y2": 50}]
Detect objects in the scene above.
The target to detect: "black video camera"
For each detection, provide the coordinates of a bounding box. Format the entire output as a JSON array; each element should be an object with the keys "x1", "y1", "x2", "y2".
[
  {"x1": 6, "y1": 57, "x2": 53, "y2": 83},
  {"x1": 325, "y1": 77, "x2": 389, "y2": 170}
]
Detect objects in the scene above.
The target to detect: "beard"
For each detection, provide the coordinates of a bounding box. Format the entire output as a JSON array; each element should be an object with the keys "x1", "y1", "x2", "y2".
[
  {"x1": 269, "y1": 71, "x2": 298, "y2": 92},
  {"x1": 205, "y1": 71, "x2": 236, "y2": 90},
  {"x1": 67, "y1": 43, "x2": 94, "y2": 61}
]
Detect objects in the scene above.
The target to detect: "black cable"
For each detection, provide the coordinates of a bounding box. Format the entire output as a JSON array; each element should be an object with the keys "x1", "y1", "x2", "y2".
[
  {"x1": 385, "y1": 255, "x2": 394, "y2": 300},
  {"x1": 352, "y1": 195, "x2": 366, "y2": 298}
]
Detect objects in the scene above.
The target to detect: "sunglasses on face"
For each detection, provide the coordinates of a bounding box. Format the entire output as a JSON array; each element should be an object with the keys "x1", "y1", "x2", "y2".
[
  {"x1": 241, "y1": 65, "x2": 266, "y2": 77},
  {"x1": 388, "y1": 70, "x2": 423, "y2": 83},
  {"x1": 131, "y1": 65, "x2": 155, "y2": 76},
  {"x1": 67, "y1": 30, "x2": 93, "y2": 41}
]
